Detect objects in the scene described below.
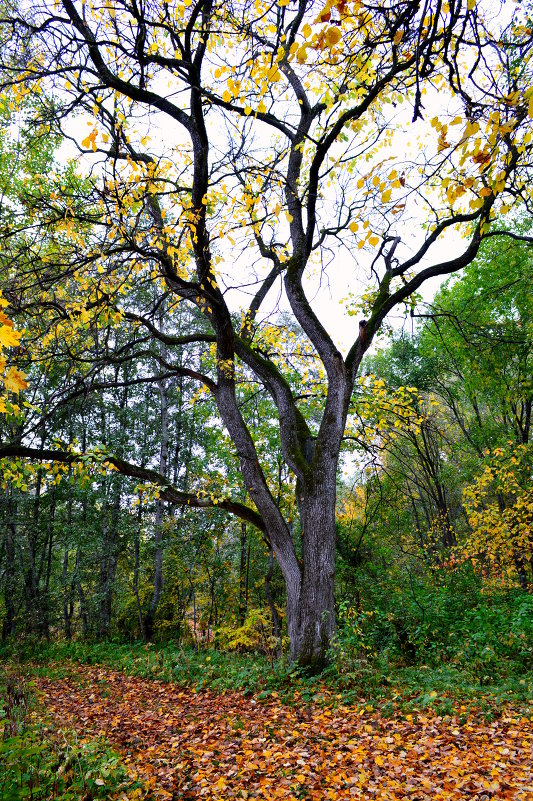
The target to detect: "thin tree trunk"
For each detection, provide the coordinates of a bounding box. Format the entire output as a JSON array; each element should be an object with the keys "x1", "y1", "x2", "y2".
[
  {"x1": 75, "y1": 548, "x2": 89, "y2": 637},
  {"x1": 133, "y1": 497, "x2": 146, "y2": 642},
  {"x1": 264, "y1": 545, "x2": 282, "y2": 658},
  {"x1": 146, "y1": 374, "x2": 169, "y2": 640},
  {"x1": 41, "y1": 484, "x2": 56, "y2": 638},
  {"x1": 238, "y1": 522, "x2": 248, "y2": 625},
  {"x1": 2, "y1": 493, "x2": 17, "y2": 640},
  {"x1": 98, "y1": 485, "x2": 121, "y2": 638},
  {"x1": 62, "y1": 481, "x2": 74, "y2": 639}
]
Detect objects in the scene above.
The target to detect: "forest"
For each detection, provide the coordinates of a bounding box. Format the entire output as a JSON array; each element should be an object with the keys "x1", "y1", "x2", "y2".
[{"x1": 0, "y1": 0, "x2": 532, "y2": 798}]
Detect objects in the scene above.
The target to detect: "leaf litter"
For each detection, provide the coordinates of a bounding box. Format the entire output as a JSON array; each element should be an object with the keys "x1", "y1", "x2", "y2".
[{"x1": 34, "y1": 666, "x2": 533, "y2": 800}]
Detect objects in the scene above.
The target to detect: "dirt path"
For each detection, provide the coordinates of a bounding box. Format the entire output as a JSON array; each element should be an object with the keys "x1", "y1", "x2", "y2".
[{"x1": 35, "y1": 666, "x2": 533, "y2": 800}]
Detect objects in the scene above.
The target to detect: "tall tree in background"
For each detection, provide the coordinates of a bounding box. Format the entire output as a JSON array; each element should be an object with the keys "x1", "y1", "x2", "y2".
[{"x1": 0, "y1": 0, "x2": 532, "y2": 666}]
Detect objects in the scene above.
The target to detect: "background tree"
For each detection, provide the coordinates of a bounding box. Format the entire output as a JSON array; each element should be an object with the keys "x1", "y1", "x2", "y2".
[{"x1": 1, "y1": 0, "x2": 533, "y2": 666}]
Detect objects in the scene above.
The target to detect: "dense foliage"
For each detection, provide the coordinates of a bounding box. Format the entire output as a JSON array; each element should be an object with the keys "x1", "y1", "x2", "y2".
[
  {"x1": 0, "y1": 0, "x2": 532, "y2": 666},
  {"x1": 1, "y1": 224, "x2": 532, "y2": 685}
]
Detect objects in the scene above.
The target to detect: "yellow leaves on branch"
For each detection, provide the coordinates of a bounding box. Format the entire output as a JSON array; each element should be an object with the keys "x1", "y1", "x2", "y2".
[
  {"x1": 81, "y1": 128, "x2": 98, "y2": 152},
  {"x1": 0, "y1": 322, "x2": 21, "y2": 349},
  {"x1": 0, "y1": 293, "x2": 28, "y2": 412},
  {"x1": 351, "y1": 375, "x2": 425, "y2": 446},
  {"x1": 461, "y1": 444, "x2": 533, "y2": 581},
  {"x1": 4, "y1": 367, "x2": 28, "y2": 393}
]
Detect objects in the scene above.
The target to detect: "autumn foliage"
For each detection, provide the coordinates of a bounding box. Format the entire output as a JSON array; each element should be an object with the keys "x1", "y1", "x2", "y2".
[
  {"x1": 0, "y1": 292, "x2": 27, "y2": 412},
  {"x1": 32, "y1": 665, "x2": 533, "y2": 801}
]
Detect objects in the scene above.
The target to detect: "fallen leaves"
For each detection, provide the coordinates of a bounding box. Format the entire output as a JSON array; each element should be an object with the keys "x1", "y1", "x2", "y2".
[{"x1": 34, "y1": 666, "x2": 533, "y2": 800}]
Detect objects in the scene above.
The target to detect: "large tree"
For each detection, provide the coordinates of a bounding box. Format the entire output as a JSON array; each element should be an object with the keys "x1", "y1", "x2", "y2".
[{"x1": 0, "y1": 0, "x2": 532, "y2": 666}]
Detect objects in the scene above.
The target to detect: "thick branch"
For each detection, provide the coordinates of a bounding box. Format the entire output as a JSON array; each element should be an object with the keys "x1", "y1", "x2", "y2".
[{"x1": 0, "y1": 445, "x2": 266, "y2": 532}]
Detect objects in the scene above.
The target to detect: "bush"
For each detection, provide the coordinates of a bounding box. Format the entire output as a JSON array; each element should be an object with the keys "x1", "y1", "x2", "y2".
[
  {"x1": 217, "y1": 608, "x2": 279, "y2": 655},
  {"x1": 0, "y1": 668, "x2": 147, "y2": 801},
  {"x1": 334, "y1": 563, "x2": 533, "y2": 681}
]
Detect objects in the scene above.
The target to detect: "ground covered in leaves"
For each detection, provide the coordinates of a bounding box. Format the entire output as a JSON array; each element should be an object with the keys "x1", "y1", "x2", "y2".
[{"x1": 33, "y1": 664, "x2": 533, "y2": 801}]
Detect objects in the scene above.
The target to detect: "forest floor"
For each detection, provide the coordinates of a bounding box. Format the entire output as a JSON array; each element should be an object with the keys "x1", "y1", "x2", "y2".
[{"x1": 22, "y1": 662, "x2": 533, "y2": 800}]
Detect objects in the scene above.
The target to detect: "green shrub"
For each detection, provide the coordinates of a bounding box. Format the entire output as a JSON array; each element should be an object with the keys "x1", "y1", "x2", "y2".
[
  {"x1": 0, "y1": 669, "x2": 147, "y2": 801},
  {"x1": 0, "y1": 728, "x2": 143, "y2": 801}
]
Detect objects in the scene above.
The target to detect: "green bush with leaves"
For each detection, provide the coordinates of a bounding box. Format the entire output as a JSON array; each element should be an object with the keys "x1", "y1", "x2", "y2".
[
  {"x1": 0, "y1": 669, "x2": 146, "y2": 801},
  {"x1": 0, "y1": 729, "x2": 143, "y2": 801}
]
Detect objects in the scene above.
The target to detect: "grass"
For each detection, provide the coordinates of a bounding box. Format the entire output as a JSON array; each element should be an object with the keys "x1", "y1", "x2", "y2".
[
  {"x1": 0, "y1": 662, "x2": 150, "y2": 801},
  {"x1": 2, "y1": 638, "x2": 532, "y2": 720}
]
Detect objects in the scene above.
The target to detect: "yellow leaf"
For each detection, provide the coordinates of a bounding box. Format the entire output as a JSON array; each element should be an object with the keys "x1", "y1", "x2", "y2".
[
  {"x1": 0, "y1": 325, "x2": 21, "y2": 348},
  {"x1": 267, "y1": 67, "x2": 281, "y2": 82},
  {"x1": 4, "y1": 367, "x2": 28, "y2": 393},
  {"x1": 349, "y1": 221, "x2": 359, "y2": 232},
  {"x1": 296, "y1": 45, "x2": 308, "y2": 64},
  {"x1": 368, "y1": 235, "x2": 379, "y2": 246},
  {"x1": 393, "y1": 30, "x2": 403, "y2": 45},
  {"x1": 325, "y1": 26, "x2": 342, "y2": 48},
  {"x1": 81, "y1": 129, "x2": 97, "y2": 151},
  {"x1": 528, "y1": 95, "x2": 533, "y2": 119},
  {"x1": 464, "y1": 120, "x2": 480, "y2": 137},
  {"x1": 381, "y1": 189, "x2": 391, "y2": 203}
]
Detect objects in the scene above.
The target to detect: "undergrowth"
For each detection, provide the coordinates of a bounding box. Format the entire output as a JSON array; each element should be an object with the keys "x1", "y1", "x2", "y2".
[
  {"x1": 3, "y1": 637, "x2": 532, "y2": 720},
  {"x1": 0, "y1": 665, "x2": 149, "y2": 801}
]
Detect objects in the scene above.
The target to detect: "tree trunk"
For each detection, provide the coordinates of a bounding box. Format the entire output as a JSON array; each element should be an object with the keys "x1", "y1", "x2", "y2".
[
  {"x1": 98, "y1": 487, "x2": 121, "y2": 638},
  {"x1": 133, "y1": 498, "x2": 146, "y2": 642},
  {"x1": 75, "y1": 547, "x2": 89, "y2": 638},
  {"x1": 2, "y1": 493, "x2": 17, "y2": 640},
  {"x1": 146, "y1": 322, "x2": 170, "y2": 640},
  {"x1": 238, "y1": 522, "x2": 248, "y2": 625},
  {"x1": 40, "y1": 483, "x2": 56, "y2": 639},
  {"x1": 146, "y1": 377, "x2": 169, "y2": 640},
  {"x1": 264, "y1": 545, "x2": 282, "y2": 657},
  {"x1": 287, "y1": 488, "x2": 337, "y2": 670},
  {"x1": 62, "y1": 480, "x2": 74, "y2": 639}
]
